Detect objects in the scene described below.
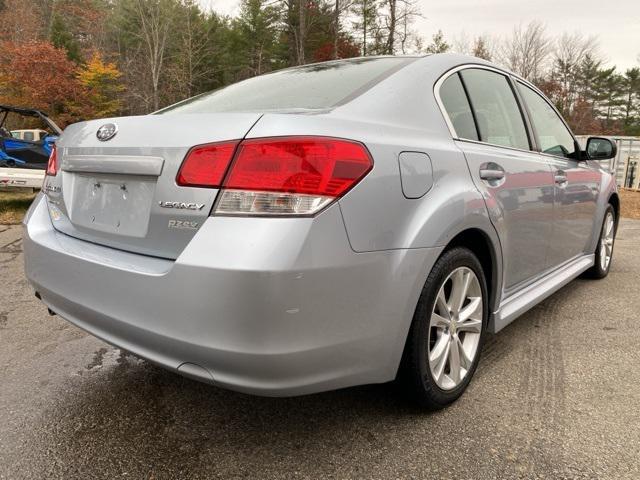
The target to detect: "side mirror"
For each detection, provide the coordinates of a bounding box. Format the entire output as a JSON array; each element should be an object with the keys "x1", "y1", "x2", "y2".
[{"x1": 585, "y1": 137, "x2": 617, "y2": 160}]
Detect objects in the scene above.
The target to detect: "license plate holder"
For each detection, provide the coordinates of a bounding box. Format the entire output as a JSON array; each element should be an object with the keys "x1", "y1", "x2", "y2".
[{"x1": 68, "y1": 173, "x2": 155, "y2": 237}]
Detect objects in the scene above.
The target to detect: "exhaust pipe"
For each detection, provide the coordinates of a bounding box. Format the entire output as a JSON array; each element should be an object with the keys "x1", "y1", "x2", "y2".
[{"x1": 36, "y1": 291, "x2": 56, "y2": 316}]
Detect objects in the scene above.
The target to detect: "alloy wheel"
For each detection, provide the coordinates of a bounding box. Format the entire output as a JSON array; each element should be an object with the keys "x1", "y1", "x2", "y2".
[
  {"x1": 427, "y1": 267, "x2": 483, "y2": 390},
  {"x1": 600, "y1": 211, "x2": 615, "y2": 271}
]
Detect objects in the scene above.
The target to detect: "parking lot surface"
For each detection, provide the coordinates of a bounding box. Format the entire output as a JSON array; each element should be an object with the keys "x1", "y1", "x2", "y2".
[{"x1": 1, "y1": 220, "x2": 639, "y2": 479}]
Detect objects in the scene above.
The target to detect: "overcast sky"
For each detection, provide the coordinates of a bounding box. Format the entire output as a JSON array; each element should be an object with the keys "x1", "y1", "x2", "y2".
[{"x1": 200, "y1": 0, "x2": 639, "y2": 70}]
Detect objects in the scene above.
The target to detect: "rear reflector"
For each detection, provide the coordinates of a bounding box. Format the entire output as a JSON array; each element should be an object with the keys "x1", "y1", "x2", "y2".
[
  {"x1": 45, "y1": 144, "x2": 58, "y2": 176},
  {"x1": 176, "y1": 136, "x2": 373, "y2": 216}
]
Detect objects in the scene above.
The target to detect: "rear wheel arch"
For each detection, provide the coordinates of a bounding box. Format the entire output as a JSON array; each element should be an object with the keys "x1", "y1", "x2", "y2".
[
  {"x1": 444, "y1": 228, "x2": 500, "y2": 316},
  {"x1": 584, "y1": 203, "x2": 616, "y2": 279},
  {"x1": 398, "y1": 244, "x2": 490, "y2": 408},
  {"x1": 395, "y1": 226, "x2": 500, "y2": 392},
  {"x1": 608, "y1": 192, "x2": 620, "y2": 224}
]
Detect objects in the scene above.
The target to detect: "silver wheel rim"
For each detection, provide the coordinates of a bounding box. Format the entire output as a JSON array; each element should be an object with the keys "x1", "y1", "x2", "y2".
[
  {"x1": 600, "y1": 212, "x2": 615, "y2": 271},
  {"x1": 428, "y1": 267, "x2": 483, "y2": 390}
]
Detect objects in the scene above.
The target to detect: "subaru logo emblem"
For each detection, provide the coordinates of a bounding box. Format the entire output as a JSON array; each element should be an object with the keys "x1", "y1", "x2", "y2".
[{"x1": 96, "y1": 123, "x2": 117, "y2": 141}]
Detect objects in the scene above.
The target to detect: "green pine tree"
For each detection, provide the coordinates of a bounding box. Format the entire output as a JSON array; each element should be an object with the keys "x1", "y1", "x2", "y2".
[{"x1": 50, "y1": 14, "x2": 82, "y2": 63}]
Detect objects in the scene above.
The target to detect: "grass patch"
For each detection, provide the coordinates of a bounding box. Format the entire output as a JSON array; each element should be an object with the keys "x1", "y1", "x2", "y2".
[{"x1": 0, "y1": 189, "x2": 37, "y2": 224}]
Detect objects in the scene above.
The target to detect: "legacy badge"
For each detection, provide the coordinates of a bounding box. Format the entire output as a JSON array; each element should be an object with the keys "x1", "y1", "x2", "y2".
[{"x1": 158, "y1": 201, "x2": 205, "y2": 210}]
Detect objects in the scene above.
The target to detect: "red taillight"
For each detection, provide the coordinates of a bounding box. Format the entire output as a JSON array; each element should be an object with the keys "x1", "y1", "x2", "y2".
[
  {"x1": 224, "y1": 137, "x2": 373, "y2": 197},
  {"x1": 176, "y1": 141, "x2": 239, "y2": 187},
  {"x1": 46, "y1": 144, "x2": 58, "y2": 176},
  {"x1": 176, "y1": 136, "x2": 373, "y2": 216}
]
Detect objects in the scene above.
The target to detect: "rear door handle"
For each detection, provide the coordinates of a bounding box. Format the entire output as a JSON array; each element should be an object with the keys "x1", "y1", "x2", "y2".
[
  {"x1": 479, "y1": 167, "x2": 505, "y2": 181},
  {"x1": 554, "y1": 171, "x2": 568, "y2": 185}
]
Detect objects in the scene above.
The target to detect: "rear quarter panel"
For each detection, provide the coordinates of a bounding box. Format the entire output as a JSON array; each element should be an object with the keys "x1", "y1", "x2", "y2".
[
  {"x1": 246, "y1": 56, "x2": 505, "y2": 314},
  {"x1": 246, "y1": 55, "x2": 502, "y2": 255}
]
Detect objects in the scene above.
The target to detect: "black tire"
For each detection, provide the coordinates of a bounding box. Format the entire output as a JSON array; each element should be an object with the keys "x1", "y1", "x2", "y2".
[
  {"x1": 584, "y1": 204, "x2": 617, "y2": 279},
  {"x1": 399, "y1": 247, "x2": 488, "y2": 409}
]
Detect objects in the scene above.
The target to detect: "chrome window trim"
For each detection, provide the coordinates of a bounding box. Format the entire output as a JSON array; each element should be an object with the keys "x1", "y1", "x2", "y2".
[
  {"x1": 453, "y1": 137, "x2": 541, "y2": 156},
  {"x1": 433, "y1": 63, "x2": 542, "y2": 156}
]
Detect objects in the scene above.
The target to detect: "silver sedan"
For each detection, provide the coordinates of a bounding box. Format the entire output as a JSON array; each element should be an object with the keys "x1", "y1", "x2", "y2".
[{"x1": 24, "y1": 54, "x2": 618, "y2": 409}]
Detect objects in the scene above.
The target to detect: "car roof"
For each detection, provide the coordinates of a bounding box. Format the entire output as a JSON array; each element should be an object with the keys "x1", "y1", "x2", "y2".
[{"x1": 419, "y1": 53, "x2": 534, "y2": 86}]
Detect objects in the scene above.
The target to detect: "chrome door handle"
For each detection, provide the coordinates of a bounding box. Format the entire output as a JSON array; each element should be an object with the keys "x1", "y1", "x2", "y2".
[
  {"x1": 554, "y1": 171, "x2": 568, "y2": 185},
  {"x1": 479, "y1": 168, "x2": 505, "y2": 181}
]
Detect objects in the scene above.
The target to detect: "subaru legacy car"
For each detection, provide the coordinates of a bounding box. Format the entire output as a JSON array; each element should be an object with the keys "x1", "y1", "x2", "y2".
[{"x1": 24, "y1": 54, "x2": 618, "y2": 409}]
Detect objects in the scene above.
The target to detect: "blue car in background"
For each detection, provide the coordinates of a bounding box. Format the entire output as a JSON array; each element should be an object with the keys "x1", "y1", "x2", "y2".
[{"x1": 0, "y1": 105, "x2": 61, "y2": 169}]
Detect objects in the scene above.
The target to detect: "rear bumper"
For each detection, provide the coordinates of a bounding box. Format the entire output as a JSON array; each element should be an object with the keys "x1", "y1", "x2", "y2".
[{"x1": 24, "y1": 194, "x2": 442, "y2": 396}]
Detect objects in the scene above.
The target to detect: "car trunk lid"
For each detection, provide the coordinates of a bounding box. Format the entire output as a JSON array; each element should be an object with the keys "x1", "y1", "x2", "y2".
[{"x1": 43, "y1": 113, "x2": 261, "y2": 259}]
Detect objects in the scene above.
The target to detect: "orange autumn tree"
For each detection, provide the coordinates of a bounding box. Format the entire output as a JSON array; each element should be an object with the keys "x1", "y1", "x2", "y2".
[
  {"x1": 77, "y1": 52, "x2": 124, "y2": 119},
  {"x1": 0, "y1": 41, "x2": 87, "y2": 126}
]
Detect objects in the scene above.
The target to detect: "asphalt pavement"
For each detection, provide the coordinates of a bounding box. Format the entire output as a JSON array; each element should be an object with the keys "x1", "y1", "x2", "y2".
[{"x1": 1, "y1": 220, "x2": 639, "y2": 479}]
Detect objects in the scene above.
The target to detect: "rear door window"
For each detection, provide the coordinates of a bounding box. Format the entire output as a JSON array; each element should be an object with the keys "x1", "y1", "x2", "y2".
[
  {"x1": 439, "y1": 74, "x2": 479, "y2": 141},
  {"x1": 460, "y1": 69, "x2": 530, "y2": 150},
  {"x1": 517, "y1": 82, "x2": 577, "y2": 158}
]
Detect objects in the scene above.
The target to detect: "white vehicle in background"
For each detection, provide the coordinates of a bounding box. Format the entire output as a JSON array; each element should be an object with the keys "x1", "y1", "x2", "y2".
[
  {"x1": 0, "y1": 167, "x2": 44, "y2": 189},
  {"x1": 11, "y1": 129, "x2": 49, "y2": 142}
]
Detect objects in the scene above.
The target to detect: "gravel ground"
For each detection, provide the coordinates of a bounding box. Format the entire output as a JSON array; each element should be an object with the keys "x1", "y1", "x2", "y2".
[{"x1": 1, "y1": 220, "x2": 639, "y2": 479}]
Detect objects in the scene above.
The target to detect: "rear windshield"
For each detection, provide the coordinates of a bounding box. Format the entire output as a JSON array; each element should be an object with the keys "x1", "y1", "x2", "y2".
[{"x1": 158, "y1": 57, "x2": 416, "y2": 114}]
